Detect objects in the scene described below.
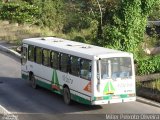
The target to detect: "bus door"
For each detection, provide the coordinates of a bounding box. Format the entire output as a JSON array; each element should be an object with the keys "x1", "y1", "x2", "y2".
[
  {"x1": 21, "y1": 44, "x2": 28, "y2": 80},
  {"x1": 21, "y1": 44, "x2": 28, "y2": 67}
]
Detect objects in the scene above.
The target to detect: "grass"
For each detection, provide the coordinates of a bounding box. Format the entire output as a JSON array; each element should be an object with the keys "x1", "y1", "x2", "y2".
[
  {"x1": 0, "y1": 20, "x2": 57, "y2": 45},
  {"x1": 0, "y1": 20, "x2": 95, "y2": 46}
]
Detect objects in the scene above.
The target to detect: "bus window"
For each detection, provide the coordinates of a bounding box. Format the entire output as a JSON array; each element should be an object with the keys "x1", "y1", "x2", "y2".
[
  {"x1": 60, "y1": 53, "x2": 69, "y2": 73},
  {"x1": 71, "y1": 56, "x2": 80, "y2": 76},
  {"x1": 67, "y1": 56, "x2": 71, "y2": 73},
  {"x1": 28, "y1": 45, "x2": 34, "y2": 62},
  {"x1": 101, "y1": 57, "x2": 132, "y2": 79},
  {"x1": 51, "y1": 51, "x2": 59, "y2": 69},
  {"x1": 42, "y1": 49, "x2": 50, "y2": 67},
  {"x1": 101, "y1": 59, "x2": 109, "y2": 79},
  {"x1": 80, "y1": 59, "x2": 92, "y2": 80},
  {"x1": 35, "y1": 47, "x2": 42, "y2": 64},
  {"x1": 21, "y1": 46, "x2": 27, "y2": 65}
]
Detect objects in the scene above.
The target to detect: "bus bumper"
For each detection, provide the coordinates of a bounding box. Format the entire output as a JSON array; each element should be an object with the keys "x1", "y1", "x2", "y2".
[{"x1": 92, "y1": 97, "x2": 136, "y2": 105}]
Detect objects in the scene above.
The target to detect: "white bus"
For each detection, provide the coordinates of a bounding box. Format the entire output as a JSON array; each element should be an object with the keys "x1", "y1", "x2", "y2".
[{"x1": 21, "y1": 37, "x2": 136, "y2": 105}]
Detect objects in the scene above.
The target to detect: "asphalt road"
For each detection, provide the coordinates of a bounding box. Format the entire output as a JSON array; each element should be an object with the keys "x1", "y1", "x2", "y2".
[{"x1": 0, "y1": 51, "x2": 160, "y2": 120}]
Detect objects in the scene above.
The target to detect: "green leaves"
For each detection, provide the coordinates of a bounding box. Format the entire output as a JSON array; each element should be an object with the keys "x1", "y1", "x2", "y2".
[
  {"x1": 0, "y1": 0, "x2": 66, "y2": 30},
  {"x1": 96, "y1": 0, "x2": 159, "y2": 60},
  {"x1": 0, "y1": 2, "x2": 39, "y2": 24},
  {"x1": 0, "y1": 0, "x2": 159, "y2": 62},
  {"x1": 149, "y1": 1, "x2": 160, "y2": 20},
  {"x1": 137, "y1": 55, "x2": 160, "y2": 75}
]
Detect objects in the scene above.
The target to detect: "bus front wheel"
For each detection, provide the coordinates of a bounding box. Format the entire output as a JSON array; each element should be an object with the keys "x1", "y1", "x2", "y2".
[{"x1": 63, "y1": 87, "x2": 71, "y2": 105}]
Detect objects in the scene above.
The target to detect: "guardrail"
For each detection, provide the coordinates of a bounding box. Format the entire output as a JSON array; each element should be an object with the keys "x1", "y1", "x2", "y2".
[
  {"x1": 147, "y1": 21, "x2": 160, "y2": 27},
  {"x1": 0, "y1": 45, "x2": 21, "y2": 59},
  {"x1": 136, "y1": 73, "x2": 160, "y2": 82}
]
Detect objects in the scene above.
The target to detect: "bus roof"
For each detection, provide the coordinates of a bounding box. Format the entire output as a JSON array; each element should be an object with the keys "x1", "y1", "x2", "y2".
[{"x1": 23, "y1": 37, "x2": 132, "y2": 59}]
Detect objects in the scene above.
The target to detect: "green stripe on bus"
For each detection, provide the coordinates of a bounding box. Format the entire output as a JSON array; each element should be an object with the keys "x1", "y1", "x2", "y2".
[
  {"x1": 94, "y1": 94, "x2": 129, "y2": 101},
  {"x1": 36, "y1": 80, "x2": 61, "y2": 94},
  {"x1": 36, "y1": 80, "x2": 52, "y2": 90},
  {"x1": 120, "y1": 94, "x2": 128, "y2": 98},
  {"x1": 103, "y1": 95, "x2": 112, "y2": 100},
  {"x1": 71, "y1": 94, "x2": 91, "y2": 105}
]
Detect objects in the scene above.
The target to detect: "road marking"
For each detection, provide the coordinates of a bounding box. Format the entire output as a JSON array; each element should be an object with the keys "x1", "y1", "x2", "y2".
[{"x1": 0, "y1": 105, "x2": 18, "y2": 120}]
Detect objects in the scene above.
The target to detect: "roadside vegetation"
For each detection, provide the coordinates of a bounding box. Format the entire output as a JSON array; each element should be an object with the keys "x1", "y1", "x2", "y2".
[
  {"x1": 0, "y1": 0, "x2": 160, "y2": 76},
  {"x1": 0, "y1": 20, "x2": 56, "y2": 45}
]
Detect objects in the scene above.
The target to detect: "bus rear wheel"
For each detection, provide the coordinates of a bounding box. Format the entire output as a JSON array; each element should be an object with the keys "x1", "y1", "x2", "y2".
[
  {"x1": 63, "y1": 87, "x2": 71, "y2": 105},
  {"x1": 30, "y1": 74, "x2": 37, "y2": 89}
]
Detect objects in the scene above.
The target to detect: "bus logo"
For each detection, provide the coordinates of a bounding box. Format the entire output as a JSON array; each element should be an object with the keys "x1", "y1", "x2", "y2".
[
  {"x1": 52, "y1": 69, "x2": 60, "y2": 91},
  {"x1": 103, "y1": 81, "x2": 115, "y2": 95}
]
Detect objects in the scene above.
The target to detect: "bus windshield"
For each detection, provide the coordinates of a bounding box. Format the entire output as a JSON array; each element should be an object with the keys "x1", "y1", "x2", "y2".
[{"x1": 100, "y1": 57, "x2": 132, "y2": 80}]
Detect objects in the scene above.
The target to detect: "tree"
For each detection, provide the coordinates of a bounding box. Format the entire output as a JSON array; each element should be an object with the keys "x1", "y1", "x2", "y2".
[
  {"x1": 96, "y1": 0, "x2": 160, "y2": 59},
  {"x1": 149, "y1": 2, "x2": 160, "y2": 20},
  {"x1": 31, "y1": 0, "x2": 65, "y2": 31}
]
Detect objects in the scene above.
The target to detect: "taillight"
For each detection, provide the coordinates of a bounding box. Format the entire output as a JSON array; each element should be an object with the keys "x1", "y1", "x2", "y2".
[
  {"x1": 128, "y1": 93, "x2": 135, "y2": 97},
  {"x1": 95, "y1": 97, "x2": 103, "y2": 100}
]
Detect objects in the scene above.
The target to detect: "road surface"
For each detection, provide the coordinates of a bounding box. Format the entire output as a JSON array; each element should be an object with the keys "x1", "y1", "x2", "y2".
[{"x1": 0, "y1": 51, "x2": 160, "y2": 120}]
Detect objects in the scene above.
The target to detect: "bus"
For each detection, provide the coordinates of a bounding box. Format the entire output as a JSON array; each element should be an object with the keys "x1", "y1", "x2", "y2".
[{"x1": 21, "y1": 37, "x2": 136, "y2": 105}]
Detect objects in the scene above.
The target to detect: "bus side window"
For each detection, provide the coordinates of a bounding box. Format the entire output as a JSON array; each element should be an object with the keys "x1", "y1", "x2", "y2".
[
  {"x1": 70, "y1": 56, "x2": 80, "y2": 77},
  {"x1": 80, "y1": 59, "x2": 92, "y2": 80},
  {"x1": 60, "y1": 53, "x2": 69, "y2": 73},
  {"x1": 42, "y1": 49, "x2": 50, "y2": 67},
  {"x1": 35, "y1": 47, "x2": 42, "y2": 64},
  {"x1": 51, "y1": 51, "x2": 59, "y2": 69},
  {"x1": 28, "y1": 45, "x2": 34, "y2": 62},
  {"x1": 67, "y1": 56, "x2": 71, "y2": 73}
]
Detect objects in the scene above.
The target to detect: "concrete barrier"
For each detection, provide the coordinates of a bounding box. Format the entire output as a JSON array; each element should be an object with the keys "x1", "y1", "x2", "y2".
[
  {"x1": 0, "y1": 105, "x2": 18, "y2": 120},
  {"x1": 0, "y1": 45, "x2": 21, "y2": 59}
]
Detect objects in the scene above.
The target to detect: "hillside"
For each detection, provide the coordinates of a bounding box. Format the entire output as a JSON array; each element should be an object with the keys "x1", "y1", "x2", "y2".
[{"x1": 0, "y1": 20, "x2": 56, "y2": 45}]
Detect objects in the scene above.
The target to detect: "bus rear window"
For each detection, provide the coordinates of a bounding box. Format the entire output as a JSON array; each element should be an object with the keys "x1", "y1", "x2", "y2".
[{"x1": 101, "y1": 57, "x2": 132, "y2": 79}]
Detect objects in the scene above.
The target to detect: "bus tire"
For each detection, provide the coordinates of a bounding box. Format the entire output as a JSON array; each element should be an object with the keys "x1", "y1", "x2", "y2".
[
  {"x1": 30, "y1": 74, "x2": 37, "y2": 89},
  {"x1": 63, "y1": 87, "x2": 71, "y2": 105}
]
